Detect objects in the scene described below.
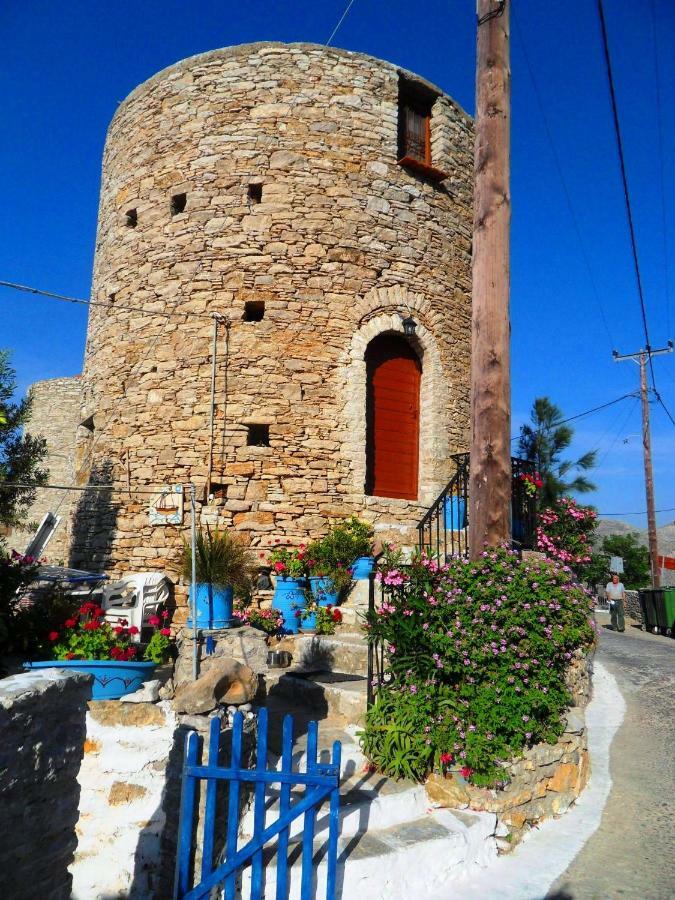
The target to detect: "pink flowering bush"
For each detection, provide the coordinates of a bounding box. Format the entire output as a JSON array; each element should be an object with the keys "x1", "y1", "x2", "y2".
[
  {"x1": 536, "y1": 498, "x2": 597, "y2": 577},
  {"x1": 360, "y1": 546, "x2": 595, "y2": 786},
  {"x1": 233, "y1": 602, "x2": 284, "y2": 636}
]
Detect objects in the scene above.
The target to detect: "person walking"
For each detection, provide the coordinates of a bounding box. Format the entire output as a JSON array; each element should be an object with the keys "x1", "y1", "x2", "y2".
[{"x1": 606, "y1": 573, "x2": 626, "y2": 632}]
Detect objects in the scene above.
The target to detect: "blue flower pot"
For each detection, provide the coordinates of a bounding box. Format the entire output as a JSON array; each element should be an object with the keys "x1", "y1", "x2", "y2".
[
  {"x1": 444, "y1": 496, "x2": 467, "y2": 530},
  {"x1": 272, "y1": 577, "x2": 308, "y2": 634},
  {"x1": 350, "y1": 556, "x2": 375, "y2": 580},
  {"x1": 301, "y1": 611, "x2": 317, "y2": 632},
  {"x1": 309, "y1": 576, "x2": 339, "y2": 607},
  {"x1": 23, "y1": 660, "x2": 157, "y2": 700},
  {"x1": 186, "y1": 583, "x2": 235, "y2": 630}
]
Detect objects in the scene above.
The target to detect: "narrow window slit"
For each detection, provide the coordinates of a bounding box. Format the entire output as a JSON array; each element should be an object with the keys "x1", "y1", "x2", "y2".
[
  {"x1": 248, "y1": 183, "x2": 263, "y2": 204},
  {"x1": 171, "y1": 193, "x2": 187, "y2": 215},
  {"x1": 125, "y1": 209, "x2": 138, "y2": 228}
]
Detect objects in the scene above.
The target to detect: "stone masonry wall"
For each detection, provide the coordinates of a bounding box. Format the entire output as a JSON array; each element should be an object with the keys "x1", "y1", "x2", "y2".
[
  {"x1": 72, "y1": 42, "x2": 473, "y2": 603},
  {"x1": 6, "y1": 376, "x2": 81, "y2": 562},
  {"x1": 0, "y1": 669, "x2": 91, "y2": 900}
]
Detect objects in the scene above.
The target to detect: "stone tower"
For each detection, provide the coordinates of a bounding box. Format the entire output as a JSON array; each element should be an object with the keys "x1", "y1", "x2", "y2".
[{"x1": 72, "y1": 42, "x2": 473, "y2": 582}]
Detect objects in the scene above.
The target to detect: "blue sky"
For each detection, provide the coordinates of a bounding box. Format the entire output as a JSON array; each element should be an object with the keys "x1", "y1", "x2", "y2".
[{"x1": 1, "y1": 0, "x2": 673, "y2": 525}]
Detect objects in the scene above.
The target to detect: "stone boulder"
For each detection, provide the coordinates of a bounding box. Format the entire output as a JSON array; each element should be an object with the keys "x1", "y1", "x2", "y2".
[
  {"x1": 173, "y1": 658, "x2": 257, "y2": 715},
  {"x1": 174, "y1": 625, "x2": 268, "y2": 690}
]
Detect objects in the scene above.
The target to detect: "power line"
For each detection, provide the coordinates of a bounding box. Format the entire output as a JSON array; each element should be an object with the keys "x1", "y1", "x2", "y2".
[
  {"x1": 0, "y1": 279, "x2": 218, "y2": 323},
  {"x1": 511, "y1": 392, "x2": 638, "y2": 443},
  {"x1": 326, "y1": 0, "x2": 357, "y2": 46},
  {"x1": 0, "y1": 480, "x2": 183, "y2": 497},
  {"x1": 650, "y1": 0, "x2": 670, "y2": 338},
  {"x1": 654, "y1": 392, "x2": 675, "y2": 428},
  {"x1": 598, "y1": 507, "x2": 675, "y2": 517},
  {"x1": 596, "y1": 0, "x2": 653, "y2": 357},
  {"x1": 512, "y1": 10, "x2": 615, "y2": 350}
]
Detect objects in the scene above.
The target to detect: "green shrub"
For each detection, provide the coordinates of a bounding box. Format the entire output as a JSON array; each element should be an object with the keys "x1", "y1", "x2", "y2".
[
  {"x1": 306, "y1": 517, "x2": 373, "y2": 594},
  {"x1": 360, "y1": 546, "x2": 595, "y2": 786}
]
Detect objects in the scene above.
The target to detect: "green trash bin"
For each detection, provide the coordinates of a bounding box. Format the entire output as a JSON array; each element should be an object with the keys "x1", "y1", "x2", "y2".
[
  {"x1": 638, "y1": 589, "x2": 660, "y2": 634},
  {"x1": 661, "y1": 588, "x2": 675, "y2": 637}
]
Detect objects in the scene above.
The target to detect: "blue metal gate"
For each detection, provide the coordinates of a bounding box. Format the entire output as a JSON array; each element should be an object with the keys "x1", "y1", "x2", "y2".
[{"x1": 174, "y1": 708, "x2": 342, "y2": 900}]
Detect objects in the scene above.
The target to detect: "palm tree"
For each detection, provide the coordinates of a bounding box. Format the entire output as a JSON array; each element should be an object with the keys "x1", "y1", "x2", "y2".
[{"x1": 518, "y1": 397, "x2": 597, "y2": 508}]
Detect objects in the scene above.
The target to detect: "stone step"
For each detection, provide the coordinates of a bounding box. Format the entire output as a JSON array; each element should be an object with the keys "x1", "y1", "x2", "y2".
[
  {"x1": 267, "y1": 672, "x2": 368, "y2": 724},
  {"x1": 241, "y1": 764, "x2": 429, "y2": 841},
  {"x1": 239, "y1": 807, "x2": 498, "y2": 900},
  {"x1": 291, "y1": 633, "x2": 368, "y2": 677}
]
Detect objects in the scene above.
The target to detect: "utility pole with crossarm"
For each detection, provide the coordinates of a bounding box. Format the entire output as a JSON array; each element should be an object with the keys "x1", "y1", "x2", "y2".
[{"x1": 613, "y1": 342, "x2": 673, "y2": 587}]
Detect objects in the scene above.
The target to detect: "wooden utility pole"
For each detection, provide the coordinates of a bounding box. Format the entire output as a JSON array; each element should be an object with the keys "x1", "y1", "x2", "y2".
[
  {"x1": 613, "y1": 343, "x2": 673, "y2": 587},
  {"x1": 469, "y1": 0, "x2": 512, "y2": 558}
]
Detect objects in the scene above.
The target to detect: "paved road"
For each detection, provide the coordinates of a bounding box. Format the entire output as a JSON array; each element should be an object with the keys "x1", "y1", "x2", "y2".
[{"x1": 549, "y1": 614, "x2": 675, "y2": 900}]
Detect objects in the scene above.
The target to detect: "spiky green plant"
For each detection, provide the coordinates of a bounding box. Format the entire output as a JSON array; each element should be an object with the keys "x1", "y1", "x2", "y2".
[{"x1": 180, "y1": 527, "x2": 252, "y2": 593}]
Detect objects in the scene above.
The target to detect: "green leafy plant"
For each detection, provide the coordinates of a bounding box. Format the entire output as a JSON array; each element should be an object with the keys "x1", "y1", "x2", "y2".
[
  {"x1": 51, "y1": 601, "x2": 138, "y2": 661},
  {"x1": 360, "y1": 546, "x2": 595, "y2": 786},
  {"x1": 306, "y1": 517, "x2": 374, "y2": 593},
  {"x1": 0, "y1": 549, "x2": 40, "y2": 664},
  {"x1": 143, "y1": 610, "x2": 173, "y2": 663},
  {"x1": 299, "y1": 602, "x2": 343, "y2": 635},
  {"x1": 586, "y1": 532, "x2": 651, "y2": 589},
  {"x1": 268, "y1": 546, "x2": 307, "y2": 579},
  {"x1": 180, "y1": 527, "x2": 252, "y2": 592}
]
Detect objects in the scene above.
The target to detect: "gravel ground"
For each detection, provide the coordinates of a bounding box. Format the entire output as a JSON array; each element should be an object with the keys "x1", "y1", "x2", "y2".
[{"x1": 548, "y1": 613, "x2": 675, "y2": 900}]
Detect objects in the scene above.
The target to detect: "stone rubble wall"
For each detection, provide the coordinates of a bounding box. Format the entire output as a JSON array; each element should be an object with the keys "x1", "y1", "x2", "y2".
[
  {"x1": 72, "y1": 41, "x2": 473, "y2": 610},
  {"x1": 624, "y1": 589, "x2": 641, "y2": 622},
  {"x1": 5, "y1": 376, "x2": 82, "y2": 563},
  {"x1": 0, "y1": 669, "x2": 91, "y2": 900}
]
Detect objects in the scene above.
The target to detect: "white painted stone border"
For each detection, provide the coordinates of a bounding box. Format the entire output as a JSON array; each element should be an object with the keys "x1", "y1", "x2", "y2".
[{"x1": 436, "y1": 661, "x2": 625, "y2": 899}]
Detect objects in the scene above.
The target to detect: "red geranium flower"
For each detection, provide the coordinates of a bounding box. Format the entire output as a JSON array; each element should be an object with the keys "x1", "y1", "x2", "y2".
[
  {"x1": 161, "y1": 610, "x2": 169, "y2": 619},
  {"x1": 84, "y1": 620, "x2": 100, "y2": 631},
  {"x1": 48, "y1": 630, "x2": 60, "y2": 641},
  {"x1": 128, "y1": 625, "x2": 139, "y2": 635},
  {"x1": 64, "y1": 618, "x2": 77, "y2": 628},
  {"x1": 332, "y1": 609, "x2": 342, "y2": 623},
  {"x1": 460, "y1": 766, "x2": 473, "y2": 779},
  {"x1": 440, "y1": 752, "x2": 454, "y2": 765},
  {"x1": 147, "y1": 615, "x2": 160, "y2": 627},
  {"x1": 113, "y1": 626, "x2": 124, "y2": 635},
  {"x1": 160, "y1": 628, "x2": 171, "y2": 637}
]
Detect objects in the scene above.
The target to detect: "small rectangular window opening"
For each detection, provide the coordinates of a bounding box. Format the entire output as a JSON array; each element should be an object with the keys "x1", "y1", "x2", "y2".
[
  {"x1": 243, "y1": 301, "x2": 265, "y2": 322},
  {"x1": 398, "y1": 79, "x2": 434, "y2": 166},
  {"x1": 125, "y1": 208, "x2": 138, "y2": 228},
  {"x1": 171, "y1": 193, "x2": 187, "y2": 215},
  {"x1": 247, "y1": 424, "x2": 270, "y2": 447},
  {"x1": 248, "y1": 183, "x2": 263, "y2": 204}
]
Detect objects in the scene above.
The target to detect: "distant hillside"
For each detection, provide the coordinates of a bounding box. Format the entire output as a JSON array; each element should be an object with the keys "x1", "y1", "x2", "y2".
[{"x1": 595, "y1": 519, "x2": 675, "y2": 556}]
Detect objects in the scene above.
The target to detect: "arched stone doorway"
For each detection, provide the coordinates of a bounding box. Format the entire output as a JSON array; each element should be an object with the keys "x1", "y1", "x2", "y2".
[{"x1": 365, "y1": 333, "x2": 422, "y2": 500}]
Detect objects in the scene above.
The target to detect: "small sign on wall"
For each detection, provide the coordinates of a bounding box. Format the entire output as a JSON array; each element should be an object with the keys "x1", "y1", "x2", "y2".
[{"x1": 149, "y1": 485, "x2": 184, "y2": 525}]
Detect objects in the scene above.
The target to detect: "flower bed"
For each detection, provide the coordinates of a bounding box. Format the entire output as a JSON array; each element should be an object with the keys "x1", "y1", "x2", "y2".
[{"x1": 361, "y1": 546, "x2": 596, "y2": 787}]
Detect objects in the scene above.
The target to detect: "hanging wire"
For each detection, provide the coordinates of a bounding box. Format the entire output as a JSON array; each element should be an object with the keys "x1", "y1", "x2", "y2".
[
  {"x1": 512, "y1": 10, "x2": 616, "y2": 351},
  {"x1": 326, "y1": 0, "x2": 357, "y2": 46},
  {"x1": 649, "y1": 0, "x2": 671, "y2": 338}
]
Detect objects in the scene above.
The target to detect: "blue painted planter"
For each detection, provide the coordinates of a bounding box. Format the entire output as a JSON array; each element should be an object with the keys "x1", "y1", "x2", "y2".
[
  {"x1": 273, "y1": 577, "x2": 308, "y2": 634},
  {"x1": 350, "y1": 556, "x2": 375, "y2": 580},
  {"x1": 186, "y1": 583, "x2": 235, "y2": 630},
  {"x1": 309, "y1": 576, "x2": 340, "y2": 607},
  {"x1": 444, "y1": 496, "x2": 467, "y2": 530},
  {"x1": 23, "y1": 660, "x2": 157, "y2": 700},
  {"x1": 301, "y1": 611, "x2": 317, "y2": 632}
]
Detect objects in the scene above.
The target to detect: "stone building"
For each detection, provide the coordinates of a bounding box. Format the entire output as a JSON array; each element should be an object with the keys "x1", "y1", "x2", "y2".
[
  {"x1": 66, "y1": 41, "x2": 473, "y2": 587},
  {"x1": 5, "y1": 376, "x2": 80, "y2": 563}
]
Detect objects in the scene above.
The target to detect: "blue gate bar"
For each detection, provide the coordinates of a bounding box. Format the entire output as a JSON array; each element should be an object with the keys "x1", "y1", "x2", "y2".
[
  {"x1": 200, "y1": 715, "x2": 221, "y2": 883},
  {"x1": 326, "y1": 740, "x2": 342, "y2": 900},
  {"x1": 224, "y1": 711, "x2": 244, "y2": 900},
  {"x1": 174, "y1": 730, "x2": 200, "y2": 899},
  {"x1": 301, "y1": 721, "x2": 319, "y2": 900},
  {"x1": 250, "y1": 707, "x2": 269, "y2": 898},
  {"x1": 276, "y1": 714, "x2": 294, "y2": 900}
]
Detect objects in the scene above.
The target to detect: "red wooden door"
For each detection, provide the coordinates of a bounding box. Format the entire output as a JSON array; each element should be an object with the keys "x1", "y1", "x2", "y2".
[{"x1": 366, "y1": 335, "x2": 421, "y2": 500}]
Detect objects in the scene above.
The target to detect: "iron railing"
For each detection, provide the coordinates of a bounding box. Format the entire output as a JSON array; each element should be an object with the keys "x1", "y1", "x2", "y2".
[{"x1": 417, "y1": 453, "x2": 537, "y2": 562}]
